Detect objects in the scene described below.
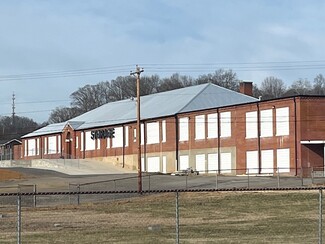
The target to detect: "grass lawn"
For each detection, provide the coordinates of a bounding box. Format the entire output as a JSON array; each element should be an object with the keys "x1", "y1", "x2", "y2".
[{"x1": 0, "y1": 190, "x2": 322, "y2": 243}]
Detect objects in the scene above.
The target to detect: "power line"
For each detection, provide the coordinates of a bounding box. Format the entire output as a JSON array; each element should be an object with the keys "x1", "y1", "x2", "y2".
[{"x1": 1, "y1": 61, "x2": 325, "y2": 82}]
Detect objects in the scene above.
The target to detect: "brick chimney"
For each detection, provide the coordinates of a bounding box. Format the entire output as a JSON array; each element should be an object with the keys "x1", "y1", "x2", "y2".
[{"x1": 240, "y1": 81, "x2": 253, "y2": 96}]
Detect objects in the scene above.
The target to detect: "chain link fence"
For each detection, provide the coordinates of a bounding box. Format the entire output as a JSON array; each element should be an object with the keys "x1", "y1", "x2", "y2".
[{"x1": 0, "y1": 188, "x2": 325, "y2": 243}]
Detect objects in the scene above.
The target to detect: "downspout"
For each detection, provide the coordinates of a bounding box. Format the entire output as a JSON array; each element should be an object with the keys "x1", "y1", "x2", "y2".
[
  {"x1": 122, "y1": 125, "x2": 125, "y2": 168},
  {"x1": 175, "y1": 116, "x2": 179, "y2": 171},
  {"x1": 294, "y1": 97, "x2": 298, "y2": 175},
  {"x1": 257, "y1": 103, "x2": 261, "y2": 174},
  {"x1": 143, "y1": 122, "x2": 147, "y2": 172},
  {"x1": 83, "y1": 130, "x2": 85, "y2": 159},
  {"x1": 217, "y1": 108, "x2": 221, "y2": 174}
]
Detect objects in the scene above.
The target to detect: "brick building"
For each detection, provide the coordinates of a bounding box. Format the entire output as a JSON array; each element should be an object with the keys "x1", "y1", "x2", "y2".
[{"x1": 19, "y1": 83, "x2": 325, "y2": 175}]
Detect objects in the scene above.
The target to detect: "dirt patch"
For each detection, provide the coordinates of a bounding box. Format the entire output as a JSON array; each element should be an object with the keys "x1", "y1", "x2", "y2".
[{"x1": 0, "y1": 169, "x2": 25, "y2": 181}]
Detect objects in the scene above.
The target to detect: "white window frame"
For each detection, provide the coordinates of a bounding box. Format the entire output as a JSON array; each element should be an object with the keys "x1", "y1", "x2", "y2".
[
  {"x1": 48, "y1": 136, "x2": 57, "y2": 154},
  {"x1": 207, "y1": 113, "x2": 218, "y2": 139},
  {"x1": 85, "y1": 131, "x2": 95, "y2": 151},
  {"x1": 246, "y1": 111, "x2": 257, "y2": 139},
  {"x1": 162, "y1": 120, "x2": 166, "y2": 143},
  {"x1": 220, "y1": 112, "x2": 231, "y2": 138},
  {"x1": 195, "y1": 115, "x2": 205, "y2": 140},
  {"x1": 260, "y1": 109, "x2": 273, "y2": 137},
  {"x1": 179, "y1": 117, "x2": 189, "y2": 142},
  {"x1": 276, "y1": 107, "x2": 289, "y2": 136},
  {"x1": 112, "y1": 127, "x2": 123, "y2": 148},
  {"x1": 147, "y1": 122, "x2": 160, "y2": 144}
]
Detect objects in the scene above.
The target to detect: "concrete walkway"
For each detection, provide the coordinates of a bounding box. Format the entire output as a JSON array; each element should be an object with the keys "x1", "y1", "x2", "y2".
[{"x1": 2, "y1": 159, "x2": 137, "y2": 175}]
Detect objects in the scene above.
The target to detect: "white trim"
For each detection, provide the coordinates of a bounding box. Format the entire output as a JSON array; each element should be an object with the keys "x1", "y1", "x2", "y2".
[{"x1": 301, "y1": 140, "x2": 325, "y2": 144}]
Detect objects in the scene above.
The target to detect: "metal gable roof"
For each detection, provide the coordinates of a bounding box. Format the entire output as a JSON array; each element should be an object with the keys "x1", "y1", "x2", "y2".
[{"x1": 22, "y1": 83, "x2": 258, "y2": 138}]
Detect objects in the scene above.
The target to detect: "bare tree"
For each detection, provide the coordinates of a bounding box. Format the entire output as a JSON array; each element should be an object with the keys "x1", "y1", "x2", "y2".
[
  {"x1": 48, "y1": 106, "x2": 83, "y2": 124},
  {"x1": 289, "y1": 78, "x2": 312, "y2": 95},
  {"x1": 157, "y1": 73, "x2": 193, "y2": 92},
  {"x1": 0, "y1": 116, "x2": 39, "y2": 141},
  {"x1": 195, "y1": 69, "x2": 239, "y2": 91},
  {"x1": 313, "y1": 74, "x2": 325, "y2": 95},
  {"x1": 259, "y1": 76, "x2": 286, "y2": 99}
]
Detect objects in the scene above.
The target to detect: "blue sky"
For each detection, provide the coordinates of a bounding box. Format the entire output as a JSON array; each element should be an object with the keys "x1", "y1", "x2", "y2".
[{"x1": 0, "y1": 0, "x2": 325, "y2": 123}]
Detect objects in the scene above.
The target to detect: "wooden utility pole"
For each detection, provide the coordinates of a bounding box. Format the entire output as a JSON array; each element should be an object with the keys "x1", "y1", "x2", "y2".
[{"x1": 130, "y1": 65, "x2": 144, "y2": 193}]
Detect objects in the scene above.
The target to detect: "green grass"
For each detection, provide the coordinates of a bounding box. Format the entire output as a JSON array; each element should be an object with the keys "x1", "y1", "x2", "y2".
[{"x1": 0, "y1": 191, "x2": 323, "y2": 243}]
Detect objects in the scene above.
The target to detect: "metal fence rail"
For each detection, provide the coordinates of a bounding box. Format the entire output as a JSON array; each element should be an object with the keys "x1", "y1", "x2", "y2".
[{"x1": 0, "y1": 187, "x2": 325, "y2": 243}]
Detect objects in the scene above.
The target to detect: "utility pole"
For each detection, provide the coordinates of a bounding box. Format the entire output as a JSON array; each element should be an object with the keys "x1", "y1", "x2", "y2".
[{"x1": 130, "y1": 65, "x2": 144, "y2": 193}]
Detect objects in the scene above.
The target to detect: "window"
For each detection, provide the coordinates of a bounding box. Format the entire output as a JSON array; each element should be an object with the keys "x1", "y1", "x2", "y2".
[
  {"x1": 97, "y1": 138, "x2": 100, "y2": 150},
  {"x1": 261, "y1": 150, "x2": 273, "y2": 173},
  {"x1": 141, "y1": 124, "x2": 144, "y2": 145},
  {"x1": 220, "y1": 152, "x2": 232, "y2": 173},
  {"x1": 208, "y1": 153, "x2": 218, "y2": 173},
  {"x1": 220, "y1": 112, "x2": 231, "y2": 137},
  {"x1": 207, "y1": 113, "x2": 218, "y2": 138},
  {"x1": 28, "y1": 139, "x2": 36, "y2": 156},
  {"x1": 162, "y1": 120, "x2": 166, "y2": 143},
  {"x1": 48, "y1": 136, "x2": 57, "y2": 154},
  {"x1": 147, "y1": 122, "x2": 159, "y2": 144},
  {"x1": 277, "y1": 148, "x2": 290, "y2": 172},
  {"x1": 58, "y1": 135, "x2": 61, "y2": 153},
  {"x1": 124, "y1": 126, "x2": 129, "y2": 147},
  {"x1": 80, "y1": 132, "x2": 84, "y2": 151},
  {"x1": 246, "y1": 151, "x2": 258, "y2": 174},
  {"x1": 276, "y1": 107, "x2": 289, "y2": 136},
  {"x1": 179, "y1": 155, "x2": 189, "y2": 170},
  {"x1": 85, "y1": 131, "x2": 95, "y2": 151},
  {"x1": 261, "y1": 109, "x2": 273, "y2": 137},
  {"x1": 75, "y1": 136, "x2": 78, "y2": 149},
  {"x1": 44, "y1": 137, "x2": 47, "y2": 155},
  {"x1": 179, "y1": 117, "x2": 189, "y2": 141},
  {"x1": 246, "y1": 111, "x2": 257, "y2": 139},
  {"x1": 112, "y1": 127, "x2": 123, "y2": 148},
  {"x1": 195, "y1": 154, "x2": 206, "y2": 173},
  {"x1": 195, "y1": 115, "x2": 205, "y2": 140},
  {"x1": 37, "y1": 138, "x2": 40, "y2": 155}
]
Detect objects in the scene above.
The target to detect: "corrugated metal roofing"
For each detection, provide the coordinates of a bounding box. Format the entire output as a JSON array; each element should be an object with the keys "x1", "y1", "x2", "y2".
[{"x1": 22, "y1": 83, "x2": 258, "y2": 138}]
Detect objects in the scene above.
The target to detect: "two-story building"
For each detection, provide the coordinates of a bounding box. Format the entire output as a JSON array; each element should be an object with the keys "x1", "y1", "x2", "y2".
[{"x1": 19, "y1": 82, "x2": 325, "y2": 176}]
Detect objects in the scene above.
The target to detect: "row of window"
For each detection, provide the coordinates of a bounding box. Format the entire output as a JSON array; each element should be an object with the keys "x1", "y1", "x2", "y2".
[
  {"x1": 24, "y1": 107, "x2": 290, "y2": 156},
  {"x1": 143, "y1": 148, "x2": 290, "y2": 174}
]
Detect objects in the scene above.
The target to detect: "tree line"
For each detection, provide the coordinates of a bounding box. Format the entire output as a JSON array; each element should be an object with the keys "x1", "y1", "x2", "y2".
[
  {"x1": 49, "y1": 70, "x2": 325, "y2": 123},
  {"x1": 1, "y1": 69, "x2": 325, "y2": 142}
]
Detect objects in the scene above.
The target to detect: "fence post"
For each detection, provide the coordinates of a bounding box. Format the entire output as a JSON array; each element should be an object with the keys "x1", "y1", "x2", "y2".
[
  {"x1": 319, "y1": 188, "x2": 323, "y2": 244},
  {"x1": 17, "y1": 194, "x2": 21, "y2": 244},
  {"x1": 77, "y1": 184, "x2": 80, "y2": 205},
  {"x1": 301, "y1": 167, "x2": 304, "y2": 186},
  {"x1": 277, "y1": 168, "x2": 280, "y2": 188},
  {"x1": 247, "y1": 169, "x2": 250, "y2": 189},
  {"x1": 215, "y1": 171, "x2": 218, "y2": 189},
  {"x1": 33, "y1": 184, "x2": 37, "y2": 208},
  {"x1": 312, "y1": 167, "x2": 314, "y2": 185},
  {"x1": 175, "y1": 192, "x2": 179, "y2": 244},
  {"x1": 148, "y1": 174, "x2": 151, "y2": 193}
]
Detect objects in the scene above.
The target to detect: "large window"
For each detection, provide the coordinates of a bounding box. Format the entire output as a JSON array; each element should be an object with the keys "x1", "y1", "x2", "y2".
[
  {"x1": 112, "y1": 127, "x2": 123, "y2": 148},
  {"x1": 179, "y1": 117, "x2": 189, "y2": 141},
  {"x1": 162, "y1": 120, "x2": 166, "y2": 143},
  {"x1": 261, "y1": 150, "x2": 273, "y2": 173},
  {"x1": 147, "y1": 122, "x2": 159, "y2": 144},
  {"x1": 85, "y1": 131, "x2": 95, "y2": 151},
  {"x1": 207, "y1": 113, "x2": 218, "y2": 138},
  {"x1": 246, "y1": 150, "x2": 258, "y2": 174},
  {"x1": 220, "y1": 112, "x2": 231, "y2": 137},
  {"x1": 195, "y1": 115, "x2": 205, "y2": 140},
  {"x1": 48, "y1": 136, "x2": 57, "y2": 154},
  {"x1": 261, "y1": 109, "x2": 273, "y2": 137},
  {"x1": 28, "y1": 139, "x2": 36, "y2": 156},
  {"x1": 246, "y1": 111, "x2": 257, "y2": 139},
  {"x1": 277, "y1": 148, "x2": 290, "y2": 172},
  {"x1": 276, "y1": 107, "x2": 289, "y2": 136}
]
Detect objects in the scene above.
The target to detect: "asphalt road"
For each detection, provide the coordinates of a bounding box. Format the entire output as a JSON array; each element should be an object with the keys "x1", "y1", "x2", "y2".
[{"x1": 0, "y1": 167, "x2": 322, "y2": 193}]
